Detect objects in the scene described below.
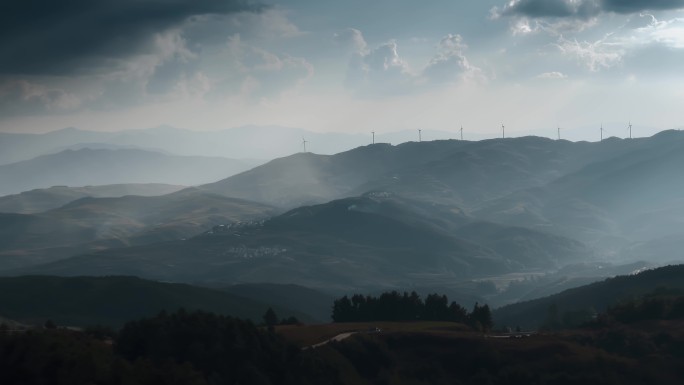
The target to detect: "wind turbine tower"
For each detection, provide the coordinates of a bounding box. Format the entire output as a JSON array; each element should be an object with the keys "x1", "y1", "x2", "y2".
[
  {"x1": 557, "y1": 126, "x2": 561, "y2": 140},
  {"x1": 460, "y1": 125, "x2": 463, "y2": 141},
  {"x1": 600, "y1": 124, "x2": 603, "y2": 142},
  {"x1": 502, "y1": 123, "x2": 505, "y2": 139},
  {"x1": 418, "y1": 129, "x2": 422, "y2": 142},
  {"x1": 302, "y1": 137, "x2": 308, "y2": 153},
  {"x1": 372, "y1": 131, "x2": 375, "y2": 145},
  {"x1": 629, "y1": 121, "x2": 632, "y2": 139}
]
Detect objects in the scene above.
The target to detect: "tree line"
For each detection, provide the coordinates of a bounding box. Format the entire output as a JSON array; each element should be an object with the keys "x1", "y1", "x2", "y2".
[
  {"x1": 331, "y1": 291, "x2": 493, "y2": 331},
  {"x1": 0, "y1": 309, "x2": 336, "y2": 385}
]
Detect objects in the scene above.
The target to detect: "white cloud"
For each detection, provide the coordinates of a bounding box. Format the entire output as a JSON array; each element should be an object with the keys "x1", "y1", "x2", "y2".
[
  {"x1": 555, "y1": 35, "x2": 625, "y2": 71},
  {"x1": 333, "y1": 28, "x2": 368, "y2": 53},
  {"x1": 423, "y1": 34, "x2": 485, "y2": 84},
  {"x1": 345, "y1": 39, "x2": 415, "y2": 96},
  {"x1": 547, "y1": 14, "x2": 684, "y2": 73},
  {"x1": 342, "y1": 31, "x2": 483, "y2": 97},
  {"x1": 212, "y1": 35, "x2": 314, "y2": 100},
  {"x1": 0, "y1": 79, "x2": 82, "y2": 116},
  {"x1": 537, "y1": 71, "x2": 568, "y2": 79}
]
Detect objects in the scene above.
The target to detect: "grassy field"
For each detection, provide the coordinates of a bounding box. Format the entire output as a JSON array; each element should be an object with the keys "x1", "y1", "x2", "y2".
[{"x1": 275, "y1": 321, "x2": 472, "y2": 347}]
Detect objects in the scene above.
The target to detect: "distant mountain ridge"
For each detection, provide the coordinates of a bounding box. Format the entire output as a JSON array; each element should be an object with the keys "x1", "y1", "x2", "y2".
[
  {"x1": 0, "y1": 189, "x2": 276, "y2": 270},
  {"x1": 199, "y1": 135, "x2": 644, "y2": 209},
  {"x1": 0, "y1": 148, "x2": 253, "y2": 196},
  {"x1": 0, "y1": 125, "x2": 368, "y2": 165},
  {"x1": 0, "y1": 183, "x2": 185, "y2": 214},
  {"x1": 475, "y1": 130, "x2": 684, "y2": 254}
]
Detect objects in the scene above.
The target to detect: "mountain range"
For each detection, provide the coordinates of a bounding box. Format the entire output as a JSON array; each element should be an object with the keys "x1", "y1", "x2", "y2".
[
  {"x1": 10, "y1": 193, "x2": 592, "y2": 291},
  {"x1": 3, "y1": 131, "x2": 684, "y2": 310},
  {"x1": 0, "y1": 148, "x2": 256, "y2": 196},
  {"x1": 0, "y1": 125, "x2": 376, "y2": 165},
  {"x1": 199, "y1": 136, "x2": 639, "y2": 209},
  {"x1": 0, "y1": 189, "x2": 276, "y2": 270},
  {"x1": 0, "y1": 183, "x2": 185, "y2": 214}
]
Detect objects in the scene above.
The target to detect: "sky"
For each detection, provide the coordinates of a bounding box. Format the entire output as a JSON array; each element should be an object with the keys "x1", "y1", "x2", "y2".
[{"x1": 1, "y1": 0, "x2": 683, "y2": 139}]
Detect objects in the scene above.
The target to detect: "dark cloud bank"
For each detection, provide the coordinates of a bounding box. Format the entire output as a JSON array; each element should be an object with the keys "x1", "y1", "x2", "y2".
[
  {"x1": 0, "y1": 0, "x2": 259, "y2": 75},
  {"x1": 499, "y1": 0, "x2": 684, "y2": 19}
]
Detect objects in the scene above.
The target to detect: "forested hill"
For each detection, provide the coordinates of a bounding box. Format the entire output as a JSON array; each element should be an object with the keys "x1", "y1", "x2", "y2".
[
  {"x1": 494, "y1": 264, "x2": 684, "y2": 329},
  {"x1": 0, "y1": 276, "x2": 310, "y2": 327}
]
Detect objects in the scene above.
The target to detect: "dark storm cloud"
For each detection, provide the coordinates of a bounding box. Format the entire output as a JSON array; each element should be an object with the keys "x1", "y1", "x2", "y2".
[
  {"x1": 498, "y1": 0, "x2": 684, "y2": 19},
  {"x1": 604, "y1": 0, "x2": 684, "y2": 13},
  {"x1": 0, "y1": 0, "x2": 260, "y2": 75}
]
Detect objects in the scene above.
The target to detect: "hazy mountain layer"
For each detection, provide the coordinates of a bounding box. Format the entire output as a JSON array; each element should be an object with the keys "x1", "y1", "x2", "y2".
[
  {"x1": 0, "y1": 125, "x2": 465, "y2": 165},
  {"x1": 200, "y1": 135, "x2": 646, "y2": 209},
  {"x1": 0, "y1": 189, "x2": 276, "y2": 270},
  {"x1": 14, "y1": 194, "x2": 592, "y2": 290},
  {"x1": 476, "y1": 131, "x2": 684, "y2": 257},
  {"x1": 0, "y1": 183, "x2": 185, "y2": 214},
  {"x1": 0, "y1": 148, "x2": 253, "y2": 196}
]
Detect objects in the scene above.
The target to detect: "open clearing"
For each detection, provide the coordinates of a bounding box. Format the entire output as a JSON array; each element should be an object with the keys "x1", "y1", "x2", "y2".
[{"x1": 275, "y1": 321, "x2": 471, "y2": 347}]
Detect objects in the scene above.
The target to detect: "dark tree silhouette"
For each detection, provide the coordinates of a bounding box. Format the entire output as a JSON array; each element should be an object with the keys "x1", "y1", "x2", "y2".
[
  {"x1": 469, "y1": 303, "x2": 493, "y2": 332},
  {"x1": 331, "y1": 291, "x2": 485, "y2": 327},
  {"x1": 263, "y1": 307, "x2": 278, "y2": 327}
]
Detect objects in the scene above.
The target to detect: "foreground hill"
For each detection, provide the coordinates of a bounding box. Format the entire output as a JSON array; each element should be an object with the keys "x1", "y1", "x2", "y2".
[
  {"x1": 0, "y1": 276, "x2": 310, "y2": 327},
  {"x1": 221, "y1": 283, "x2": 335, "y2": 322},
  {"x1": 200, "y1": 136, "x2": 643, "y2": 209},
  {"x1": 4, "y1": 310, "x2": 682, "y2": 385},
  {"x1": 0, "y1": 189, "x2": 276, "y2": 270},
  {"x1": 0, "y1": 148, "x2": 253, "y2": 196},
  {"x1": 493, "y1": 264, "x2": 684, "y2": 329},
  {"x1": 16, "y1": 193, "x2": 592, "y2": 290},
  {"x1": 0, "y1": 183, "x2": 185, "y2": 214}
]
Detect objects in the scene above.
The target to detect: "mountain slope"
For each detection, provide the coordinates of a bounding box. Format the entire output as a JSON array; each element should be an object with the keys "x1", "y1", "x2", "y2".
[
  {"x1": 0, "y1": 148, "x2": 253, "y2": 196},
  {"x1": 476, "y1": 131, "x2": 684, "y2": 254},
  {"x1": 15, "y1": 193, "x2": 592, "y2": 290},
  {"x1": 0, "y1": 183, "x2": 185, "y2": 214},
  {"x1": 0, "y1": 125, "x2": 366, "y2": 165},
  {"x1": 0, "y1": 276, "x2": 310, "y2": 327},
  {"x1": 493, "y1": 264, "x2": 684, "y2": 329},
  {"x1": 200, "y1": 136, "x2": 644, "y2": 209},
  {"x1": 221, "y1": 283, "x2": 335, "y2": 322},
  {"x1": 0, "y1": 189, "x2": 276, "y2": 270}
]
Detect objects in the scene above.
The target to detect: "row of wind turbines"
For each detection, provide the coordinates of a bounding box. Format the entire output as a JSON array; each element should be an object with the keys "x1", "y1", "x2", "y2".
[
  {"x1": 300, "y1": 122, "x2": 636, "y2": 152},
  {"x1": 413, "y1": 121, "x2": 635, "y2": 142}
]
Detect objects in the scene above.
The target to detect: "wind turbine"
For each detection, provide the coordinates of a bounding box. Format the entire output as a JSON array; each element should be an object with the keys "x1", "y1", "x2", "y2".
[
  {"x1": 372, "y1": 131, "x2": 375, "y2": 145},
  {"x1": 600, "y1": 123, "x2": 604, "y2": 142},
  {"x1": 302, "y1": 137, "x2": 308, "y2": 153},
  {"x1": 418, "y1": 129, "x2": 422, "y2": 142},
  {"x1": 502, "y1": 123, "x2": 505, "y2": 139},
  {"x1": 628, "y1": 121, "x2": 632, "y2": 139},
  {"x1": 460, "y1": 125, "x2": 464, "y2": 141},
  {"x1": 557, "y1": 126, "x2": 561, "y2": 140}
]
